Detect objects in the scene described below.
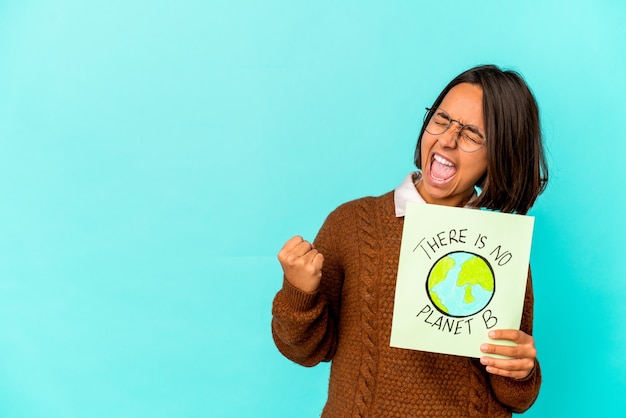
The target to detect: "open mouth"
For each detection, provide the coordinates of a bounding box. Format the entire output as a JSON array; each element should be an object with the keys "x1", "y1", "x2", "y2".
[{"x1": 430, "y1": 154, "x2": 457, "y2": 182}]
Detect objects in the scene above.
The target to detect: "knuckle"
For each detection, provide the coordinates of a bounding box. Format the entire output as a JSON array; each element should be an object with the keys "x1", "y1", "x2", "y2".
[{"x1": 306, "y1": 264, "x2": 317, "y2": 273}]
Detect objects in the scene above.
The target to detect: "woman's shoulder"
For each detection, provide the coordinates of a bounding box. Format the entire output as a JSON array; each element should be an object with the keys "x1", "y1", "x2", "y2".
[
  {"x1": 315, "y1": 190, "x2": 396, "y2": 250},
  {"x1": 327, "y1": 190, "x2": 395, "y2": 221}
]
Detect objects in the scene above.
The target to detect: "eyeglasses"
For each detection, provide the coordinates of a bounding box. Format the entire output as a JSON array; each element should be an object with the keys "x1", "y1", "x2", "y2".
[{"x1": 424, "y1": 107, "x2": 486, "y2": 153}]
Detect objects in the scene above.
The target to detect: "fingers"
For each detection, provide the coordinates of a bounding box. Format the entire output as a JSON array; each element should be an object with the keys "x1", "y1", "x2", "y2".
[
  {"x1": 486, "y1": 329, "x2": 533, "y2": 344},
  {"x1": 479, "y1": 329, "x2": 537, "y2": 380},
  {"x1": 479, "y1": 341, "x2": 536, "y2": 360},
  {"x1": 278, "y1": 236, "x2": 317, "y2": 263},
  {"x1": 479, "y1": 341, "x2": 536, "y2": 362},
  {"x1": 279, "y1": 235, "x2": 306, "y2": 255},
  {"x1": 309, "y1": 251, "x2": 324, "y2": 271},
  {"x1": 479, "y1": 356, "x2": 535, "y2": 379}
]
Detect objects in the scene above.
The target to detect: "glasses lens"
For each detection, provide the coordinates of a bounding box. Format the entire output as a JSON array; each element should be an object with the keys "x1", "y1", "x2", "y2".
[
  {"x1": 425, "y1": 109, "x2": 450, "y2": 135},
  {"x1": 457, "y1": 126, "x2": 485, "y2": 152}
]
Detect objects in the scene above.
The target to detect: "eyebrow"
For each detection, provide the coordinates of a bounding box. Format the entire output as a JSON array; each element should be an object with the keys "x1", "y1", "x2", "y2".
[{"x1": 434, "y1": 109, "x2": 450, "y2": 118}]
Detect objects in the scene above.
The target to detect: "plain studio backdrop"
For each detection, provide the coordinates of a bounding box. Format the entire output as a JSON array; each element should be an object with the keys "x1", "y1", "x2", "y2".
[{"x1": 0, "y1": 1, "x2": 624, "y2": 417}]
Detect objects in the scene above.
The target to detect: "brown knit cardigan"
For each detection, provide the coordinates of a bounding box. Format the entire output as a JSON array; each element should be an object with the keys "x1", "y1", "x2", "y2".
[{"x1": 272, "y1": 191, "x2": 541, "y2": 417}]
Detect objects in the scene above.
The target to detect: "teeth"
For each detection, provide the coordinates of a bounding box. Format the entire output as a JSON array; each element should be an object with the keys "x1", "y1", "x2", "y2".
[{"x1": 433, "y1": 154, "x2": 454, "y2": 166}]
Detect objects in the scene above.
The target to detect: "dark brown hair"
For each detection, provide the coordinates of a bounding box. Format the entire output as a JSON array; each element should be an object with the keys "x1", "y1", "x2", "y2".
[{"x1": 414, "y1": 64, "x2": 549, "y2": 214}]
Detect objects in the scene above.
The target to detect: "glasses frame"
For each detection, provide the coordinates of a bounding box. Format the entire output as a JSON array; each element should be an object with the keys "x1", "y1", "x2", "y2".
[{"x1": 423, "y1": 107, "x2": 487, "y2": 153}]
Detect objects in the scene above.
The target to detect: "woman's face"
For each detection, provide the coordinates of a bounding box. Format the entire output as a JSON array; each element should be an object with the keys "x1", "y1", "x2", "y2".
[{"x1": 417, "y1": 82, "x2": 488, "y2": 207}]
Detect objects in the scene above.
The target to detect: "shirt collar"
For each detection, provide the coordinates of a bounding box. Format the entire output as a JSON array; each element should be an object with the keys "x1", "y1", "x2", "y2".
[{"x1": 394, "y1": 172, "x2": 425, "y2": 217}]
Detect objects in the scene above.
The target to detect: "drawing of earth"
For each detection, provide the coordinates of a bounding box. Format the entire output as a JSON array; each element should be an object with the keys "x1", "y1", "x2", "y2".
[{"x1": 426, "y1": 251, "x2": 495, "y2": 318}]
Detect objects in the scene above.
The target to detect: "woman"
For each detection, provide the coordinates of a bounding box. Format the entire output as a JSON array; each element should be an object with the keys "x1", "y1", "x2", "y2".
[{"x1": 271, "y1": 64, "x2": 548, "y2": 417}]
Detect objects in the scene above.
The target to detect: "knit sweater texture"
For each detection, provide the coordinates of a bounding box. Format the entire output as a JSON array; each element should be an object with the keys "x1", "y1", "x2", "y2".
[{"x1": 271, "y1": 191, "x2": 541, "y2": 417}]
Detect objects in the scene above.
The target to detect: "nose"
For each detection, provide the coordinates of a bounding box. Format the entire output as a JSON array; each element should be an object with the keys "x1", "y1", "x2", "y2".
[{"x1": 438, "y1": 124, "x2": 461, "y2": 149}]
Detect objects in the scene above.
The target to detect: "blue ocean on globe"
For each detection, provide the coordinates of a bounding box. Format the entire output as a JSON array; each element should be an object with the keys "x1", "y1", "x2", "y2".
[{"x1": 428, "y1": 251, "x2": 494, "y2": 317}]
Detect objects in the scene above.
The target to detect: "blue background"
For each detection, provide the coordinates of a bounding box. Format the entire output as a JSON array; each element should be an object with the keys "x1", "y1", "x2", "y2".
[{"x1": 1, "y1": 1, "x2": 624, "y2": 417}]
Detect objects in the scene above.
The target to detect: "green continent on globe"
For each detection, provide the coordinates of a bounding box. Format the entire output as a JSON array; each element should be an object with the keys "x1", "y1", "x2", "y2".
[
  {"x1": 463, "y1": 285, "x2": 475, "y2": 303},
  {"x1": 428, "y1": 256, "x2": 455, "y2": 313},
  {"x1": 429, "y1": 290, "x2": 449, "y2": 314},
  {"x1": 429, "y1": 256, "x2": 456, "y2": 287},
  {"x1": 457, "y1": 256, "x2": 494, "y2": 291}
]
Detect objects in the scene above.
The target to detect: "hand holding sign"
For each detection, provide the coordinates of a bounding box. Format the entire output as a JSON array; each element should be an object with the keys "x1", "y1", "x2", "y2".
[
  {"x1": 479, "y1": 329, "x2": 537, "y2": 379},
  {"x1": 278, "y1": 236, "x2": 324, "y2": 293}
]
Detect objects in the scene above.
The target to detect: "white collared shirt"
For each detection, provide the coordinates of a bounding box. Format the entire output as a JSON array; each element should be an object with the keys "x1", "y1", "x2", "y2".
[{"x1": 394, "y1": 172, "x2": 425, "y2": 217}]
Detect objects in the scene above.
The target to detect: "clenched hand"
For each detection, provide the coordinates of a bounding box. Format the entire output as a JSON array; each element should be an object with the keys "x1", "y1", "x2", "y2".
[{"x1": 277, "y1": 236, "x2": 324, "y2": 293}]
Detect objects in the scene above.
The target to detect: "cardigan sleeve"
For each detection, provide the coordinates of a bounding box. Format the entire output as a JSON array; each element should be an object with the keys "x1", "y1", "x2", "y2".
[
  {"x1": 271, "y1": 206, "x2": 346, "y2": 367},
  {"x1": 486, "y1": 269, "x2": 542, "y2": 412}
]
